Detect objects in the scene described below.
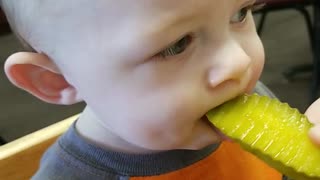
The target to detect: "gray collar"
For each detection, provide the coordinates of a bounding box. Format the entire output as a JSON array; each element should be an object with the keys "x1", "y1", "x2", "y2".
[{"x1": 59, "y1": 122, "x2": 220, "y2": 176}]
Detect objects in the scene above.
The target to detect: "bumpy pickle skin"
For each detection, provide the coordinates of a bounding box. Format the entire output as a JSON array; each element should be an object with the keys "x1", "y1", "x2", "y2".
[{"x1": 206, "y1": 94, "x2": 320, "y2": 180}]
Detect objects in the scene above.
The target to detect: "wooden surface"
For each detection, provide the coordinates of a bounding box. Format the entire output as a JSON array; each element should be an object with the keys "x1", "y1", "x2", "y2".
[{"x1": 0, "y1": 114, "x2": 80, "y2": 180}]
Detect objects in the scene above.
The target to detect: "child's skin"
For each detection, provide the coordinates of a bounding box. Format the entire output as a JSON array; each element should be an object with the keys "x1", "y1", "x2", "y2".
[{"x1": 3, "y1": 0, "x2": 320, "y2": 154}]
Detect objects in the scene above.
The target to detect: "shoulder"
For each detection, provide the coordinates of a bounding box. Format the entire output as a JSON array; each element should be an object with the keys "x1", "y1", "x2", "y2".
[{"x1": 31, "y1": 132, "x2": 125, "y2": 180}]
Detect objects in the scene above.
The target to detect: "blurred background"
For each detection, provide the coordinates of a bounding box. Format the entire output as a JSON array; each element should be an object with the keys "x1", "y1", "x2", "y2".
[{"x1": 0, "y1": 2, "x2": 318, "y2": 143}]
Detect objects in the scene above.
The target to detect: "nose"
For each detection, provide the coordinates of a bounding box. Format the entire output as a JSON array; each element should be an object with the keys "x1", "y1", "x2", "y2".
[{"x1": 207, "y1": 41, "x2": 251, "y2": 88}]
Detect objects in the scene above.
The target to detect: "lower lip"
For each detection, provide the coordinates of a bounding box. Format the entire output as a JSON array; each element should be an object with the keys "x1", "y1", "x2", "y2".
[
  {"x1": 212, "y1": 125, "x2": 232, "y2": 142},
  {"x1": 202, "y1": 115, "x2": 233, "y2": 142}
]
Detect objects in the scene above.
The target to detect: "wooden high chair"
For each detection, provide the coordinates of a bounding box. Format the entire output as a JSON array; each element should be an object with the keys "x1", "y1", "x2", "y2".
[{"x1": 0, "y1": 114, "x2": 80, "y2": 180}]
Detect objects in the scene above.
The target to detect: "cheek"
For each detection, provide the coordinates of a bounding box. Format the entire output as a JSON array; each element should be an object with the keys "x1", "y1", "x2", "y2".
[
  {"x1": 254, "y1": 40, "x2": 265, "y2": 77},
  {"x1": 248, "y1": 35, "x2": 265, "y2": 81},
  {"x1": 101, "y1": 88, "x2": 203, "y2": 150},
  {"x1": 242, "y1": 18, "x2": 265, "y2": 80},
  {"x1": 242, "y1": 34, "x2": 265, "y2": 92},
  {"x1": 124, "y1": 94, "x2": 199, "y2": 147}
]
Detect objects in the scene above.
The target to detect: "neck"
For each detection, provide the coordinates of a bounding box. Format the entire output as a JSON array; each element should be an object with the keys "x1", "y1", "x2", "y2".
[{"x1": 76, "y1": 106, "x2": 158, "y2": 154}]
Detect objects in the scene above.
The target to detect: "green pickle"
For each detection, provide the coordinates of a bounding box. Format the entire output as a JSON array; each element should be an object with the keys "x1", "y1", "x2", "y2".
[{"x1": 206, "y1": 93, "x2": 320, "y2": 180}]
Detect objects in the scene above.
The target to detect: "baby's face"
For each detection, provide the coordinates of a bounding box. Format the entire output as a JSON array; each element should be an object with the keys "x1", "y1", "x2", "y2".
[{"x1": 36, "y1": 0, "x2": 264, "y2": 150}]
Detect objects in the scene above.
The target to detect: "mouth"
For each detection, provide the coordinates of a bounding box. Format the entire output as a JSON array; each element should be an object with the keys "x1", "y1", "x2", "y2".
[{"x1": 201, "y1": 115, "x2": 232, "y2": 142}]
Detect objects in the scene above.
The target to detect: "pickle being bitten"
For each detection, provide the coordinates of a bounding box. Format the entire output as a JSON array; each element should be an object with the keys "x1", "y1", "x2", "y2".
[{"x1": 206, "y1": 94, "x2": 320, "y2": 180}]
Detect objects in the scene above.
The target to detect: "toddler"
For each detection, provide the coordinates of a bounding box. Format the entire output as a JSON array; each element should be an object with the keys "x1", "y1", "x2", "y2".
[{"x1": 1, "y1": 0, "x2": 320, "y2": 179}]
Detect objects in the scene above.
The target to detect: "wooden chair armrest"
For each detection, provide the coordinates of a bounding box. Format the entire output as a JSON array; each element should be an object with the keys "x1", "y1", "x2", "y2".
[{"x1": 0, "y1": 114, "x2": 80, "y2": 180}]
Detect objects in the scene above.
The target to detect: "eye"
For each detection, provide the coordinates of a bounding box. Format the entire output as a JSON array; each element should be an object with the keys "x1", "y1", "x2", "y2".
[
  {"x1": 230, "y1": 6, "x2": 250, "y2": 24},
  {"x1": 157, "y1": 35, "x2": 192, "y2": 58}
]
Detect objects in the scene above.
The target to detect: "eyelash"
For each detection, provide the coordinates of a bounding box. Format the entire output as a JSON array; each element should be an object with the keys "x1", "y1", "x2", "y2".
[
  {"x1": 154, "y1": 3, "x2": 265, "y2": 60},
  {"x1": 156, "y1": 34, "x2": 193, "y2": 59},
  {"x1": 230, "y1": 3, "x2": 265, "y2": 24}
]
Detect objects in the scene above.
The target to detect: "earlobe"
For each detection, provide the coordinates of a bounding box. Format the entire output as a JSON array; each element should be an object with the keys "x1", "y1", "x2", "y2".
[{"x1": 4, "y1": 52, "x2": 82, "y2": 105}]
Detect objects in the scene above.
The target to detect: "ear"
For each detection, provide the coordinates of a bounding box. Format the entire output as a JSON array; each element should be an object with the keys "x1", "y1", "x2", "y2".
[{"x1": 4, "y1": 52, "x2": 82, "y2": 105}]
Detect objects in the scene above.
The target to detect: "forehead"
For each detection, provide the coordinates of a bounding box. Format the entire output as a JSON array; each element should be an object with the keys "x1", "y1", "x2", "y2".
[
  {"x1": 39, "y1": 0, "x2": 243, "y2": 34},
  {"x1": 37, "y1": 0, "x2": 243, "y2": 34},
  {"x1": 42, "y1": 0, "x2": 240, "y2": 16},
  {"x1": 24, "y1": 0, "x2": 247, "y2": 55}
]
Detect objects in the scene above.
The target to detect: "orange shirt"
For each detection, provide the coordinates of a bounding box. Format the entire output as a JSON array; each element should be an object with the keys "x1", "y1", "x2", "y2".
[
  {"x1": 33, "y1": 123, "x2": 283, "y2": 180},
  {"x1": 133, "y1": 141, "x2": 282, "y2": 180}
]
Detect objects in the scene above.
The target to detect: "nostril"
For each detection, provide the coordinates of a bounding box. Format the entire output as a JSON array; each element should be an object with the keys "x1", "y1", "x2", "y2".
[
  {"x1": 206, "y1": 41, "x2": 252, "y2": 89},
  {"x1": 207, "y1": 59, "x2": 251, "y2": 88},
  {"x1": 207, "y1": 67, "x2": 225, "y2": 87}
]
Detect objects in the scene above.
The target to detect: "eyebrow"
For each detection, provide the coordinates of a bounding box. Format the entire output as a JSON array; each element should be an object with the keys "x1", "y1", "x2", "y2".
[
  {"x1": 144, "y1": 4, "x2": 201, "y2": 48},
  {"x1": 244, "y1": 0, "x2": 257, "y2": 6},
  {"x1": 140, "y1": 0, "x2": 257, "y2": 54},
  {"x1": 154, "y1": 0, "x2": 257, "y2": 28}
]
